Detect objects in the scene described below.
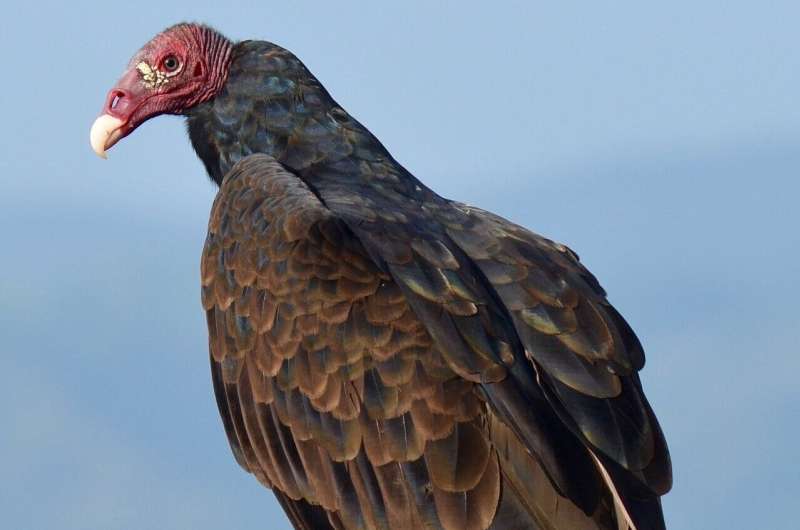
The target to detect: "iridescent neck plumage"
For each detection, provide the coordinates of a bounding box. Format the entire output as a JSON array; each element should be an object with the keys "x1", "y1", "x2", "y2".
[
  {"x1": 184, "y1": 39, "x2": 437, "y2": 211},
  {"x1": 187, "y1": 40, "x2": 391, "y2": 186}
]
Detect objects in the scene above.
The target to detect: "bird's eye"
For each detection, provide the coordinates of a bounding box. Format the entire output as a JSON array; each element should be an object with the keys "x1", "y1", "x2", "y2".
[{"x1": 163, "y1": 56, "x2": 180, "y2": 72}]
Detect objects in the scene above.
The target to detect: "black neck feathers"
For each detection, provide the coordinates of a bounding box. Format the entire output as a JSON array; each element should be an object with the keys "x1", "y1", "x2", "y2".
[{"x1": 187, "y1": 41, "x2": 427, "y2": 198}]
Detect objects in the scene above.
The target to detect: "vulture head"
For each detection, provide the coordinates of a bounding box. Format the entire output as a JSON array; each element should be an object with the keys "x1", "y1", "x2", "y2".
[{"x1": 90, "y1": 24, "x2": 232, "y2": 158}]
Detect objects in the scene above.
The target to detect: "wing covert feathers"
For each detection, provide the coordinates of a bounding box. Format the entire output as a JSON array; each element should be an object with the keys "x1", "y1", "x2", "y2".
[{"x1": 203, "y1": 154, "x2": 670, "y2": 530}]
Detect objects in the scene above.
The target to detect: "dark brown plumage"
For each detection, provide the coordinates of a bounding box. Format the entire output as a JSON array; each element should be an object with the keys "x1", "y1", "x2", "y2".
[{"x1": 93, "y1": 23, "x2": 672, "y2": 530}]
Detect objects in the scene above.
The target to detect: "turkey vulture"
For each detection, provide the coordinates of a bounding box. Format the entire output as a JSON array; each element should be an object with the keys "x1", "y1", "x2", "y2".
[{"x1": 90, "y1": 23, "x2": 671, "y2": 530}]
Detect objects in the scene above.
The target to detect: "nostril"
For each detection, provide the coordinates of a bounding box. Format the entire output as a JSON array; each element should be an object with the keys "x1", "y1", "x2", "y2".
[{"x1": 107, "y1": 90, "x2": 127, "y2": 112}]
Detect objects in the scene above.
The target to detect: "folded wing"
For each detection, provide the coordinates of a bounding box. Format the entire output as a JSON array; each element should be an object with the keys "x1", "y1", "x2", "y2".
[{"x1": 202, "y1": 154, "x2": 670, "y2": 530}]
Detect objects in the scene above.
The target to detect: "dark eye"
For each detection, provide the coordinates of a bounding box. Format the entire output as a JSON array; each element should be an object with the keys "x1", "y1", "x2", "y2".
[{"x1": 162, "y1": 55, "x2": 180, "y2": 72}]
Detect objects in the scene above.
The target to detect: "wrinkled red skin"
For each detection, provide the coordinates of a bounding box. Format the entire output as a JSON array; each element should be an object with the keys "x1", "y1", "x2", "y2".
[{"x1": 100, "y1": 24, "x2": 232, "y2": 144}]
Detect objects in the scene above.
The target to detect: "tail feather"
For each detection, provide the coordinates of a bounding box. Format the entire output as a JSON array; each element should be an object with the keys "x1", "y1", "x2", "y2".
[
  {"x1": 590, "y1": 451, "x2": 667, "y2": 530},
  {"x1": 488, "y1": 412, "x2": 618, "y2": 530}
]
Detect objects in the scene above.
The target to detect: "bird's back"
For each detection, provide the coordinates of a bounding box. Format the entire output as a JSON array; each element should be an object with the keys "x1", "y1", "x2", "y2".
[{"x1": 202, "y1": 154, "x2": 667, "y2": 530}]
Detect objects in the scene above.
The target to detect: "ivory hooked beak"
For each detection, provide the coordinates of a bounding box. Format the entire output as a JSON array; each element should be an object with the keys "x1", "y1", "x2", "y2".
[{"x1": 89, "y1": 114, "x2": 125, "y2": 159}]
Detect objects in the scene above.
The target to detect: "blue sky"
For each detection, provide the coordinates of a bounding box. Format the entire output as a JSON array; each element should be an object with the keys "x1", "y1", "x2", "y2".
[{"x1": 2, "y1": 2, "x2": 798, "y2": 529}]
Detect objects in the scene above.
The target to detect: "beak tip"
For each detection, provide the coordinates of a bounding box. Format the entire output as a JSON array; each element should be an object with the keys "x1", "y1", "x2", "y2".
[{"x1": 90, "y1": 114, "x2": 124, "y2": 160}]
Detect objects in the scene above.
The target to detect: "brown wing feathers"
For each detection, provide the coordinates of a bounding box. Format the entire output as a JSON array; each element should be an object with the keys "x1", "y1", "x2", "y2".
[
  {"x1": 444, "y1": 206, "x2": 670, "y2": 488},
  {"x1": 203, "y1": 154, "x2": 669, "y2": 529},
  {"x1": 203, "y1": 156, "x2": 505, "y2": 529},
  {"x1": 314, "y1": 165, "x2": 669, "y2": 526}
]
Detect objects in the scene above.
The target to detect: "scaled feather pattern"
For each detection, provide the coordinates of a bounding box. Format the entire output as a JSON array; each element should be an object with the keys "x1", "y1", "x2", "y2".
[{"x1": 99, "y1": 24, "x2": 672, "y2": 530}]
